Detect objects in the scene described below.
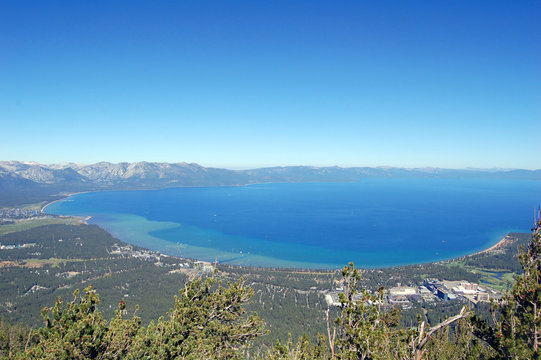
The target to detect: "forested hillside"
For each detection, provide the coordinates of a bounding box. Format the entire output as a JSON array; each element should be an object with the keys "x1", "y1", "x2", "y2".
[{"x1": 1, "y1": 218, "x2": 539, "y2": 358}]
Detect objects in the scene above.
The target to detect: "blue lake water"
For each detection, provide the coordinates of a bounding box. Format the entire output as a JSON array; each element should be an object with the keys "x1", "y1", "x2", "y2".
[{"x1": 44, "y1": 179, "x2": 541, "y2": 268}]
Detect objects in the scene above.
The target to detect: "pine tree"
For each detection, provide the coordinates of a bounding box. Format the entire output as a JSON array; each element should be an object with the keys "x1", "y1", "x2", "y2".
[
  {"x1": 329, "y1": 263, "x2": 415, "y2": 359},
  {"x1": 127, "y1": 276, "x2": 267, "y2": 359},
  {"x1": 18, "y1": 276, "x2": 266, "y2": 359},
  {"x1": 20, "y1": 285, "x2": 141, "y2": 359},
  {"x1": 265, "y1": 333, "x2": 330, "y2": 360},
  {"x1": 471, "y1": 213, "x2": 541, "y2": 359}
]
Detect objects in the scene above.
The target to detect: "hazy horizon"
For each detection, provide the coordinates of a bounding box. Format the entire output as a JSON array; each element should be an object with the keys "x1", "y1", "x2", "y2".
[{"x1": 2, "y1": 159, "x2": 540, "y2": 172}]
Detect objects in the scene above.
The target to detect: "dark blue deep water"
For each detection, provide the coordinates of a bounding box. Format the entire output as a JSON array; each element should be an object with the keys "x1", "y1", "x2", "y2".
[{"x1": 44, "y1": 179, "x2": 541, "y2": 268}]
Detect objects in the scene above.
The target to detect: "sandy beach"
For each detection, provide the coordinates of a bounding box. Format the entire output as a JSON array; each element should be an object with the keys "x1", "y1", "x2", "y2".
[
  {"x1": 472, "y1": 235, "x2": 513, "y2": 256},
  {"x1": 81, "y1": 216, "x2": 92, "y2": 224},
  {"x1": 40, "y1": 191, "x2": 90, "y2": 213}
]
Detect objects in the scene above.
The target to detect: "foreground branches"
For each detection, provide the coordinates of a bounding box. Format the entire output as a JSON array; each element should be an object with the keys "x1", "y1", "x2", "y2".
[
  {"x1": 129, "y1": 277, "x2": 266, "y2": 359},
  {"x1": 471, "y1": 213, "x2": 541, "y2": 359},
  {"x1": 16, "y1": 277, "x2": 266, "y2": 359}
]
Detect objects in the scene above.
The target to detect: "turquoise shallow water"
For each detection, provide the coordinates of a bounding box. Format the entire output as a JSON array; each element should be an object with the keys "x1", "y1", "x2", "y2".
[{"x1": 44, "y1": 179, "x2": 541, "y2": 268}]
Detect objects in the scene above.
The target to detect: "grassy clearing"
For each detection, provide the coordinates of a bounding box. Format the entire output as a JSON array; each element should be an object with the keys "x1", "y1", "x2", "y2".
[
  {"x1": 20, "y1": 201, "x2": 50, "y2": 211},
  {"x1": 449, "y1": 259, "x2": 466, "y2": 267},
  {"x1": 0, "y1": 218, "x2": 84, "y2": 236},
  {"x1": 0, "y1": 258, "x2": 85, "y2": 269},
  {"x1": 466, "y1": 268, "x2": 516, "y2": 292},
  {"x1": 24, "y1": 258, "x2": 85, "y2": 267},
  {"x1": 446, "y1": 260, "x2": 516, "y2": 292}
]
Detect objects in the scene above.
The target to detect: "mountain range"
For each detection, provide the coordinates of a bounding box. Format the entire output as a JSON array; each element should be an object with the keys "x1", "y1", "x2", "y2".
[{"x1": 1, "y1": 161, "x2": 540, "y2": 206}]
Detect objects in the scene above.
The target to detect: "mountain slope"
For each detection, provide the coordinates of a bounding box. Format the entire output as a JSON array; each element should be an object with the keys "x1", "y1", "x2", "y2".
[{"x1": 1, "y1": 161, "x2": 540, "y2": 206}]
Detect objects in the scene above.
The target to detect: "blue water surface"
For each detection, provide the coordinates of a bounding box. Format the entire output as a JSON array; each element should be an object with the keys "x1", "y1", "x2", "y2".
[{"x1": 44, "y1": 179, "x2": 541, "y2": 268}]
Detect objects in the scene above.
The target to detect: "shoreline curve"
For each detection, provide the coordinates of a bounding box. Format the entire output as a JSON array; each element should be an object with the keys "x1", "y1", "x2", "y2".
[{"x1": 39, "y1": 187, "x2": 521, "y2": 269}]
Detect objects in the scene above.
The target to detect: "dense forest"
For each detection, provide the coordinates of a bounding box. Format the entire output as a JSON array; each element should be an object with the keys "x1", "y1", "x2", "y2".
[{"x1": 0, "y1": 218, "x2": 538, "y2": 358}]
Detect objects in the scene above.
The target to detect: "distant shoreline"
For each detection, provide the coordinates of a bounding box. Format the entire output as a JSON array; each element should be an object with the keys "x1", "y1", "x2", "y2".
[
  {"x1": 40, "y1": 191, "x2": 90, "y2": 213},
  {"x1": 471, "y1": 234, "x2": 512, "y2": 256}
]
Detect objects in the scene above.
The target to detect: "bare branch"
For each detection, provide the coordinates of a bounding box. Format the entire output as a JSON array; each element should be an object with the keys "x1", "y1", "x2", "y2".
[{"x1": 414, "y1": 306, "x2": 468, "y2": 357}]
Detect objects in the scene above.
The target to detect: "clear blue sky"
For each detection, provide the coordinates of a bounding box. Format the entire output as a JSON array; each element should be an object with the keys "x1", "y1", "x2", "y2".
[{"x1": 1, "y1": 1, "x2": 539, "y2": 169}]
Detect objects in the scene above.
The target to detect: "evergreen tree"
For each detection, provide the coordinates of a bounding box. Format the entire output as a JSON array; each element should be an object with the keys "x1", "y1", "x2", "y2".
[
  {"x1": 127, "y1": 276, "x2": 266, "y2": 359},
  {"x1": 18, "y1": 277, "x2": 266, "y2": 359},
  {"x1": 0, "y1": 319, "x2": 35, "y2": 359},
  {"x1": 471, "y1": 214, "x2": 541, "y2": 359},
  {"x1": 330, "y1": 263, "x2": 414, "y2": 359},
  {"x1": 20, "y1": 286, "x2": 140, "y2": 359},
  {"x1": 8, "y1": 215, "x2": 541, "y2": 359},
  {"x1": 265, "y1": 333, "x2": 330, "y2": 360}
]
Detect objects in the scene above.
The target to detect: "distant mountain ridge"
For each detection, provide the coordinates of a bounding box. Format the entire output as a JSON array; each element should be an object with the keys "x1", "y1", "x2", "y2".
[{"x1": 1, "y1": 161, "x2": 540, "y2": 206}]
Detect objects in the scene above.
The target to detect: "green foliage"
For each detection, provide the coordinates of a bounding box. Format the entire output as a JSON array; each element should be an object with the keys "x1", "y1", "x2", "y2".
[
  {"x1": 20, "y1": 286, "x2": 140, "y2": 359},
  {"x1": 1, "y1": 223, "x2": 526, "y2": 344},
  {"x1": 17, "y1": 277, "x2": 265, "y2": 359},
  {"x1": 421, "y1": 318, "x2": 494, "y2": 360},
  {"x1": 2, "y1": 223, "x2": 539, "y2": 359},
  {"x1": 330, "y1": 263, "x2": 416, "y2": 359},
  {"x1": 220, "y1": 265, "x2": 336, "y2": 345},
  {"x1": 471, "y1": 216, "x2": 541, "y2": 359},
  {"x1": 265, "y1": 333, "x2": 330, "y2": 360},
  {"x1": 263, "y1": 263, "x2": 495, "y2": 360},
  {"x1": 461, "y1": 233, "x2": 530, "y2": 273},
  {"x1": 127, "y1": 276, "x2": 267, "y2": 359},
  {"x1": 0, "y1": 224, "x2": 190, "y2": 327},
  {"x1": 0, "y1": 224, "x2": 118, "y2": 260},
  {"x1": 0, "y1": 319, "x2": 35, "y2": 359}
]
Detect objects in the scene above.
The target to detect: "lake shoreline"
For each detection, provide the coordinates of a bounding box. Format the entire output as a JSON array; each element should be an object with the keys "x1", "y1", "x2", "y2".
[
  {"x1": 41, "y1": 186, "x2": 525, "y2": 270},
  {"x1": 40, "y1": 191, "x2": 92, "y2": 213},
  {"x1": 472, "y1": 235, "x2": 512, "y2": 256}
]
